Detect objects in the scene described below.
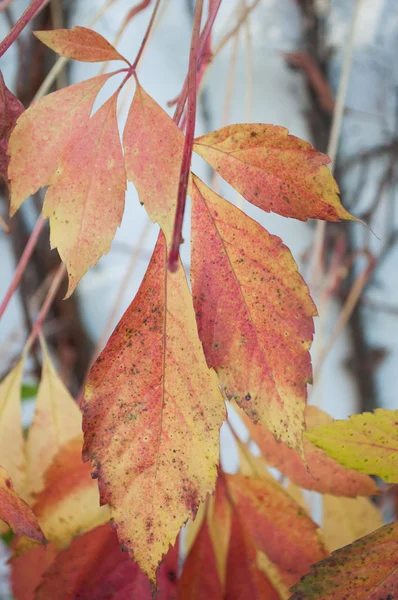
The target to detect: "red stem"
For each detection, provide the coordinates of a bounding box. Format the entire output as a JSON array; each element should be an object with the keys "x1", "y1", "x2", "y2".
[
  {"x1": 131, "y1": 0, "x2": 162, "y2": 71},
  {"x1": 168, "y1": 0, "x2": 204, "y2": 271},
  {"x1": 0, "y1": 0, "x2": 50, "y2": 58},
  {"x1": 173, "y1": 0, "x2": 222, "y2": 126},
  {"x1": 0, "y1": 215, "x2": 44, "y2": 320}
]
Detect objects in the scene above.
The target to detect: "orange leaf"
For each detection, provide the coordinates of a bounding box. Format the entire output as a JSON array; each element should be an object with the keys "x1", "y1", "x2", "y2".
[
  {"x1": 31, "y1": 437, "x2": 109, "y2": 547},
  {"x1": 82, "y1": 232, "x2": 225, "y2": 581},
  {"x1": 179, "y1": 516, "x2": 223, "y2": 599},
  {"x1": 0, "y1": 466, "x2": 45, "y2": 543},
  {"x1": 0, "y1": 361, "x2": 25, "y2": 499},
  {"x1": 237, "y1": 404, "x2": 378, "y2": 497},
  {"x1": 226, "y1": 509, "x2": 280, "y2": 600},
  {"x1": 0, "y1": 71, "x2": 24, "y2": 183},
  {"x1": 193, "y1": 125, "x2": 353, "y2": 221},
  {"x1": 224, "y1": 473, "x2": 328, "y2": 590},
  {"x1": 290, "y1": 521, "x2": 398, "y2": 599},
  {"x1": 25, "y1": 340, "x2": 82, "y2": 503},
  {"x1": 8, "y1": 72, "x2": 112, "y2": 216},
  {"x1": 123, "y1": 82, "x2": 185, "y2": 240},
  {"x1": 43, "y1": 90, "x2": 126, "y2": 296},
  {"x1": 34, "y1": 26, "x2": 128, "y2": 64},
  {"x1": 191, "y1": 176, "x2": 316, "y2": 452}
]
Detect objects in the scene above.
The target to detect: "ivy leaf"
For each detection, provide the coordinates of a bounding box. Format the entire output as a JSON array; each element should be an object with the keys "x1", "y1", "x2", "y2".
[
  {"x1": 0, "y1": 361, "x2": 25, "y2": 499},
  {"x1": 34, "y1": 26, "x2": 129, "y2": 64},
  {"x1": 0, "y1": 71, "x2": 24, "y2": 183},
  {"x1": 191, "y1": 176, "x2": 316, "y2": 452},
  {"x1": 193, "y1": 125, "x2": 353, "y2": 222},
  {"x1": 0, "y1": 466, "x2": 45, "y2": 543},
  {"x1": 29, "y1": 437, "x2": 109, "y2": 548},
  {"x1": 290, "y1": 521, "x2": 398, "y2": 599},
  {"x1": 43, "y1": 90, "x2": 126, "y2": 296},
  {"x1": 82, "y1": 232, "x2": 225, "y2": 581},
  {"x1": 236, "y1": 404, "x2": 378, "y2": 496},
  {"x1": 323, "y1": 496, "x2": 384, "y2": 552},
  {"x1": 8, "y1": 72, "x2": 112, "y2": 215},
  {"x1": 25, "y1": 340, "x2": 82, "y2": 503},
  {"x1": 305, "y1": 408, "x2": 398, "y2": 483},
  {"x1": 123, "y1": 82, "x2": 185, "y2": 240}
]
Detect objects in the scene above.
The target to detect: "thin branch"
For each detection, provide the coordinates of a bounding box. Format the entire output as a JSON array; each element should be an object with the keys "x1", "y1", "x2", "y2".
[
  {"x1": 168, "y1": 0, "x2": 203, "y2": 271},
  {"x1": 213, "y1": 0, "x2": 261, "y2": 58},
  {"x1": 0, "y1": 215, "x2": 44, "y2": 320},
  {"x1": 309, "y1": 0, "x2": 363, "y2": 291},
  {"x1": 131, "y1": 0, "x2": 162, "y2": 71},
  {"x1": 0, "y1": 0, "x2": 51, "y2": 58}
]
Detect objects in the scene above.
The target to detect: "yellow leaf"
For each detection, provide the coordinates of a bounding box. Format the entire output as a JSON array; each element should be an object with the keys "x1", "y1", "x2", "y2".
[
  {"x1": 81, "y1": 233, "x2": 225, "y2": 581},
  {"x1": 0, "y1": 361, "x2": 25, "y2": 496},
  {"x1": 25, "y1": 340, "x2": 82, "y2": 503},
  {"x1": 306, "y1": 408, "x2": 398, "y2": 483},
  {"x1": 323, "y1": 496, "x2": 384, "y2": 552}
]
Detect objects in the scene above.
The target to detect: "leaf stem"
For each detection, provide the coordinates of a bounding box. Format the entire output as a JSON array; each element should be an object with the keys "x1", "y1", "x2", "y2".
[
  {"x1": 168, "y1": 0, "x2": 204, "y2": 271},
  {"x1": 173, "y1": 0, "x2": 222, "y2": 126},
  {"x1": 0, "y1": 0, "x2": 51, "y2": 58},
  {"x1": 24, "y1": 262, "x2": 66, "y2": 353},
  {"x1": 0, "y1": 215, "x2": 44, "y2": 320},
  {"x1": 131, "y1": 0, "x2": 162, "y2": 71}
]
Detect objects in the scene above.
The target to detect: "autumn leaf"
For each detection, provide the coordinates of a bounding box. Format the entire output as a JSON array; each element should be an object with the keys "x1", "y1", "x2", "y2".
[
  {"x1": 31, "y1": 437, "x2": 109, "y2": 547},
  {"x1": 11, "y1": 543, "x2": 57, "y2": 600},
  {"x1": 236, "y1": 403, "x2": 378, "y2": 496},
  {"x1": 224, "y1": 474, "x2": 328, "y2": 590},
  {"x1": 191, "y1": 175, "x2": 316, "y2": 452},
  {"x1": 34, "y1": 26, "x2": 129, "y2": 64},
  {"x1": 290, "y1": 521, "x2": 398, "y2": 599},
  {"x1": 123, "y1": 81, "x2": 185, "y2": 240},
  {"x1": 25, "y1": 339, "x2": 82, "y2": 503},
  {"x1": 43, "y1": 90, "x2": 126, "y2": 296},
  {"x1": 0, "y1": 70, "x2": 24, "y2": 183},
  {"x1": 8, "y1": 72, "x2": 113, "y2": 215},
  {"x1": 179, "y1": 514, "x2": 223, "y2": 599},
  {"x1": 193, "y1": 124, "x2": 353, "y2": 221},
  {"x1": 0, "y1": 360, "x2": 25, "y2": 499},
  {"x1": 323, "y1": 496, "x2": 384, "y2": 552},
  {"x1": 82, "y1": 232, "x2": 225, "y2": 581},
  {"x1": 305, "y1": 408, "x2": 398, "y2": 483},
  {"x1": 0, "y1": 466, "x2": 45, "y2": 543}
]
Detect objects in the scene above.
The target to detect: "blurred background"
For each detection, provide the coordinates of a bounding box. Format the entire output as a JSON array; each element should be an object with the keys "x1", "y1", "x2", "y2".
[{"x1": 1, "y1": 0, "x2": 398, "y2": 594}]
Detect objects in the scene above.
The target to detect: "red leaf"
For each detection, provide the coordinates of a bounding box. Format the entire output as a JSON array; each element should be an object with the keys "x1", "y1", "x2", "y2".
[
  {"x1": 191, "y1": 175, "x2": 316, "y2": 452},
  {"x1": 11, "y1": 543, "x2": 57, "y2": 600},
  {"x1": 0, "y1": 70, "x2": 23, "y2": 183},
  {"x1": 34, "y1": 26, "x2": 128, "y2": 64},
  {"x1": 35, "y1": 525, "x2": 152, "y2": 600},
  {"x1": 193, "y1": 124, "x2": 353, "y2": 222},
  {"x1": 0, "y1": 466, "x2": 45, "y2": 543}
]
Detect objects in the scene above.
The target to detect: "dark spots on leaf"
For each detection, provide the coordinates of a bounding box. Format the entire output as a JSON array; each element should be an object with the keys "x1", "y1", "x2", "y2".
[
  {"x1": 167, "y1": 570, "x2": 176, "y2": 582},
  {"x1": 245, "y1": 393, "x2": 251, "y2": 401},
  {"x1": 5, "y1": 478, "x2": 11, "y2": 489}
]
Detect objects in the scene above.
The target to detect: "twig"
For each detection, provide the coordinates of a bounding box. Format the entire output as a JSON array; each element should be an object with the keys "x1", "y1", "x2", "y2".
[
  {"x1": 24, "y1": 262, "x2": 66, "y2": 352},
  {"x1": 213, "y1": 0, "x2": 261, "y2": 58},
  {"x1": 0, "y1": 215, "x2": 44, "y2": 320},
  {"x1": 168, "y1": 0, "x2": 203, "y2": 270},
  {"x1": 309, "y1": 0, "x2": 363, "y2": 291},
  {"x1": 131, "y1": 0, "x2": 162, "y2": 71},
  {"x1": 0, "y1": 0, "x2": 51, "y2": 58}
]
